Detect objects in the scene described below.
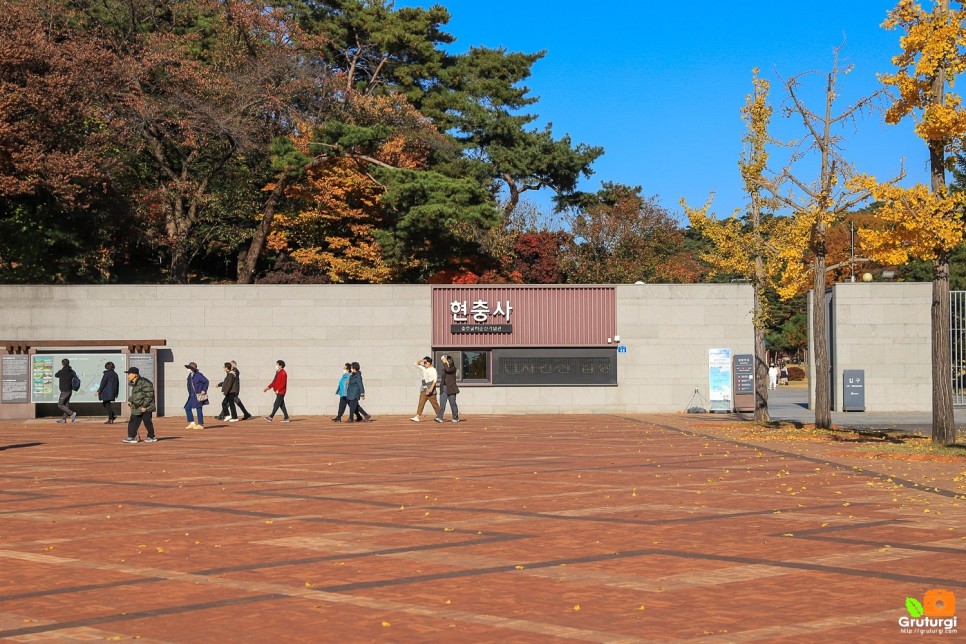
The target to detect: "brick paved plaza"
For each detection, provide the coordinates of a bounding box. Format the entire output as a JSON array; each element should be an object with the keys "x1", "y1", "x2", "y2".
[{"x1": 1, "y1": 414, "x2": 963, "y2": 642}]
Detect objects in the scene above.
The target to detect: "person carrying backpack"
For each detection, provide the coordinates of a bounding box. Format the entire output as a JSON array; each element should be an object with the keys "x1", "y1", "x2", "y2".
[{"x1": 54, "y1": 358, "x2": 78, "y2": 424}]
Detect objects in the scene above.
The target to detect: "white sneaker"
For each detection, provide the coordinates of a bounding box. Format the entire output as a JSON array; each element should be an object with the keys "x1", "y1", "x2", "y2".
[
  {"x1": 228, "y1": 418, "x2": 240, "y2": 422},
  {"x1": 410, "y1": 416, "x2": 420, "y2": 422},
  {"x1": 185, "y1": 422, "x2": 197, "y2": 429}
]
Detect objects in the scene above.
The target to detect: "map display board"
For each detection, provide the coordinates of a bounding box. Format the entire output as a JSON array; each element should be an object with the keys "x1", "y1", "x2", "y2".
[{"x1": 31, "y1": 352, "x2": 127, "y2": 403}]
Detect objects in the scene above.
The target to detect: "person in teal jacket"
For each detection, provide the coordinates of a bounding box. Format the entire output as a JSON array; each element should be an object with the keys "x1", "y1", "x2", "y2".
[{"x1": 332, "y1": 362, "x2": 369, "y2": 422}]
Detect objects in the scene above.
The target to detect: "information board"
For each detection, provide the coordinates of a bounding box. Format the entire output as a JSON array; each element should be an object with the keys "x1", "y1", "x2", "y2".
[
  {"x1": 708, "y1": 348, "x2": 733, "y2": 412},
  {"x1": 1, "y1": 355, "x2": 30, "y2": 403},
  {"x1": 732, "y1": 353, "x2": 755, "y2": 412},
  {"x1": 127, "y1": 353, "x2": 156, "y2": 383},
  {"x1": 31, "y1": 352, "x2": 126, "y2": 403},
  {"x1": 492, "y1": 348, "x2": 617, "y2": 386}
]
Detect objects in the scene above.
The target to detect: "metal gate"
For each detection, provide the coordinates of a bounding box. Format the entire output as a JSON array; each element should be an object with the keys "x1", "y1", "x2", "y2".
[{"x1": 954, "y1": 291, "x2": 966, "y2": 407}]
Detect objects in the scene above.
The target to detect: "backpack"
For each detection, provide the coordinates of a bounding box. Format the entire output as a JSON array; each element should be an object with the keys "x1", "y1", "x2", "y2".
[{"x1": 71, "y1": 371, "x2": 81, "y2": 391}]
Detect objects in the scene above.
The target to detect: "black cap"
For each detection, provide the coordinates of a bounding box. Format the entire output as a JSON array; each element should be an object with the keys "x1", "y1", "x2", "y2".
[{"x1": 124, "y1": 367, "x2": 140, "y2": 375}]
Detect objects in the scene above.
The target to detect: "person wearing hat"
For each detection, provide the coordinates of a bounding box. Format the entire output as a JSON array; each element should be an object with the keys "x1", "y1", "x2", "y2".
[
  {"x1": 124, "y1": 366, "x2": 157, "y2": 443},
  {"x1": 184, "y1": 362, "x2": 210, "y2": 429}
]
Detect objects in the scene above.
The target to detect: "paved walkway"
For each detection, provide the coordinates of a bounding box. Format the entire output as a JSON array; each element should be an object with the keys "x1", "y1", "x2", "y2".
[
  {"x1": 745, "y1": 382, "x2": 966, "y2": 432},
  {"x1": 0, "y1": 414, "x2": 963, "y2": 642}
]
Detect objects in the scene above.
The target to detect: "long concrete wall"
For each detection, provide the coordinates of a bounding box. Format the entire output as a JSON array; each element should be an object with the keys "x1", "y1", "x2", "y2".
[
  {"x1": 830, "y1": 282, "x2": 932, "y2": 412},
  {"x1": 0, "y1": 284, "x2": 754, "y2": 417},
  {"x1": 808, "y1": 282, "x2": 933, "y2": 412}
]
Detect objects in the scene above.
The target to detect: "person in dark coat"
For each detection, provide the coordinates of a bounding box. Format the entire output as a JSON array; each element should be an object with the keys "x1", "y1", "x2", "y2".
[
  {"x1": 54, "y1": 358, "x2": 77, "y2": 424},
  {"x1": 230, "y1": 361, "x2": 253, "y2": 420},
  {"x1": 96, "y1": 361, "x2": 120, "y2": 424},
  {"x1": 345, "y1": 362, "x2": 369, "y2": 423},
  {"x1": 216, "y1": 362, "x2": 240, "y2": 421},
  {"x1": 332, "y1": 362, "x2": 369, "y2": 422},
  {"x1": 434, "y1": 355, "x2": 460, "y2": 423},
  {"x1": 184, "y1": 361, "x2": 209, "y2": 430}
]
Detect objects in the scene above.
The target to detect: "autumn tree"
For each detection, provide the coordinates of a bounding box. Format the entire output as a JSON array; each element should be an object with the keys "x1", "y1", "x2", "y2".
[
  {"x1": 261, "y1": 88, "x2": 497, "y2": 283},
  {"x1": 564, "y1": 183, "x2": 699, "y2": 284},
  {"x1": 851, "y1": 0, "x2": 966, "y2": 445},
  {"x1": 80, "y1": 0, "x2": 314, "y2": 283},
  {"x1": 0, "y1": 0, "x2": 131, "y2": 282},
  {"x1": 235, "y1": 1, "x2": 600, "y2": 283},
  {"x1": 684, "y1": 70, "x2": 781, "y2": 422},
  {"x1": 759, "y1": 53, "x2": 899, "y2": 429}
]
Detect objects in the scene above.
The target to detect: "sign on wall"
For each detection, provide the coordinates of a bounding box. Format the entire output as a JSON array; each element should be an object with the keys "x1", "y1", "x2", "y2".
[
  {"x1": 492, "y1": 348, "x2": 617, "y2": 386},
  {"x1": 708, "y1": 348, "x2": 733, "y2": 412},
  {"x1": 127, "y1": 353, "x2": 156, "y2": 384},
  {"x1": 448, "y1": 299, "x2": 513, "y2": 334},
  {"x1": 1, "y1": 354, "x2": 30, "y2": 403},
  {"x1": 31, "y1": 353, "x2": 127, "y2": 404},
  {"x1": 432, "y1": 286, "x2": 616, "y2": 347}
]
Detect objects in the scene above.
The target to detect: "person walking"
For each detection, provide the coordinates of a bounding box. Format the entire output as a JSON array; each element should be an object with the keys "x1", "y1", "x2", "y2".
[
  {"x1": 345, "y1": 362, "x2": 367, "y2": 423},
  {"x1": 264, "y1": 359, "x2": 290, "y2": 423},
  {"x1": 216, "y1": 362, "x2": 240, "y2": 422},
  {"x1": 768, "y1": 364, "x2": 779, "y2": 390},
  {"x1": 54, "y1": 358, "x2": 78, "y2": 424},
  {"x1": 96, "y1": 361, "x2": 120, "y2": 424},
  {"x1": 332, "y1": 363, "x2": 351, "y2": 422},
  {"x1": 230, "y1": 360, "x2": 253, "y2": 420},
  {"x1": 123, "y1": 366, "x2": 157, "y2": 443},
  {"x1": 332, "y1": 362, "x2": 370, "y2": 422},
  {"x1": 184, "y1": 362, "x2": 209, "y2": 429},
  {"x1": 434, "y1": 355, "x2": 460, "y2": 423},
  {"x1": 410, "y1": 356, "x2": 438, "y2": 422}
]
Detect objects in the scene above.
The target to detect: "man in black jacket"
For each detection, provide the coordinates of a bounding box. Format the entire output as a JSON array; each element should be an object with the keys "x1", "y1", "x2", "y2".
[
  {"x1": 216, "y1": 362, "x2": 240, "y2": 421},
  {"x1": 54, "y1": 358, "x2": 77, "y2": 424},
  {"x1": 229, "y1": 360, "x2": 253, "y2": 420}
]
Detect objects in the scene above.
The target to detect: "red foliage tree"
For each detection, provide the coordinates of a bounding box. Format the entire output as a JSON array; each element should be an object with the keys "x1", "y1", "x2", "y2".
[{"x1": 511, "y1": 231, "x2": 569, "y2": 283}]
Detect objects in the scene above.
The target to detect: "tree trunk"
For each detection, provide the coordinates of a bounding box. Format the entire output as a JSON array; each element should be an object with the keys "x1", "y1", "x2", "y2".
[
  {"x1": 167, "y1": 243, "x2": 191, "y2": 284},
  {"x1": 812, "y1": 248, "x2": 831, "y2": 429},
  {"x1": 932, "y1": 255, "x2": 956, "y2": 444},
  {"x1": 927, "y1": 37, "x2": 955, "y2": 443},
  {"x1": 753, "y1": 277, "x2": 770, "y2": 422},
  {"x1": 236, "y1": 176, "x2": 290, "y2": 284},
  {"x1": 165, "y1": 196, "x2": 191, "y2": 284},
  {"x1": 754, "y1": 317, "x2": 770, "y2": 423}
]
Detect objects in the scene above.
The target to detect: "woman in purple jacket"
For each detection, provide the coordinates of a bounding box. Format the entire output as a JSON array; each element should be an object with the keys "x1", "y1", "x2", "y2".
[{"x1": 184, "y1": 362, "x2": 209, "y2": 430}]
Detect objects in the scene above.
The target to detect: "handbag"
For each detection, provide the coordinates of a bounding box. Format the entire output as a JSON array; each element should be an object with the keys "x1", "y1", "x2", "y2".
[{"x1": 190, "y1": 376, "x2": 208, "y2": 403}]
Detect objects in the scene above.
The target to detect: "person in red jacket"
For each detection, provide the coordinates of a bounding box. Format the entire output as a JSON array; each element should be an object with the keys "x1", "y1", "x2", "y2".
[{"x1": 263, "y1": 359, "x2": 291, "y2": 423}]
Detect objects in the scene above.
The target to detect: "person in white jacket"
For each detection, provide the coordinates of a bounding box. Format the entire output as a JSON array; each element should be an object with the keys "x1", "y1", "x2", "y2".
[
  {"x1": 768, "y1": 364, "x2": 779, "y2": 390},
  {"x1": 410, "y1": 356, "x2": 439, "y2": 421}
]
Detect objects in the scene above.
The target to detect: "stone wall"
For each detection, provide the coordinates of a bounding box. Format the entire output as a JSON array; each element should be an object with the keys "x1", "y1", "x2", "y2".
[
  {"x1": 829, "y1": 282, "x2": 932, "y2": 412},
  {"x1": 0, "y1": 284, "x2": 754, "y2": 417}
]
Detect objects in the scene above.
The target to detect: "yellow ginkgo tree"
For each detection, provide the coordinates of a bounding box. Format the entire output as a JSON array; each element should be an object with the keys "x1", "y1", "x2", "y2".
[
  {"x1": 684, "y1": 70, "x2": 783, "y2": 423},
  {"x1": 852, "y1": 0, "x2": 966, "y2": 445},
  {"x1": 756, "y1": 51, "x2": 901, "y2": 430}
]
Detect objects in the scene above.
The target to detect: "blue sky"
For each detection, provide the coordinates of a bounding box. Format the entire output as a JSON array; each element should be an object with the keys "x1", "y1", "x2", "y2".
[{"x1": 397, "y1": 1, "x2": 925, "y2": 224}]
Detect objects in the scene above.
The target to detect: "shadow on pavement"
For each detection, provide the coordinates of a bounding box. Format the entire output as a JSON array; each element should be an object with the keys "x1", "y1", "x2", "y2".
[{"x1": 0, "y1": 442, "x2": 43, "y2": 451}]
